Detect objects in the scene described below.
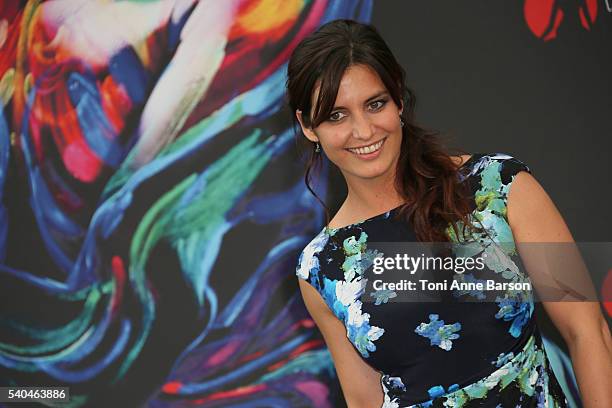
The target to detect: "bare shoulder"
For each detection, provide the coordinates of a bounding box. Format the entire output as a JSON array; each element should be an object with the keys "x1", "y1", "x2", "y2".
[
  {"x1": 505, "y1": 171, "x2": 610, "y2": 352},
  {"x1": 327, "y1": 207, "x2": 349, "y2": 230},
  {"x1": 328, "y1": 202, "x2": 362, "y2": 230},
  {"x1": 506, "y1": 171, "x2": 574, "y2": 242}
]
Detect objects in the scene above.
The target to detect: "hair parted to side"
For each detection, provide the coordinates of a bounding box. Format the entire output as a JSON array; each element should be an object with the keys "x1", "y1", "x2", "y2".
[{"x1": 285, "y1": 19, "x2": 481, "y2": 242}]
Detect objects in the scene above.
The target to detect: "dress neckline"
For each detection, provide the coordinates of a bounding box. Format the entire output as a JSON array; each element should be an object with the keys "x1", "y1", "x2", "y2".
[{"x1": 323, "y1": 154, "x2": 479, "y2": 234}]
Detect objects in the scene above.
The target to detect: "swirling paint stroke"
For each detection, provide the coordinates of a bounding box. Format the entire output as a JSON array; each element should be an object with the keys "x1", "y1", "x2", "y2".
[{"x1": 0, "y1": 0, "x2": 373, "y2": 406}]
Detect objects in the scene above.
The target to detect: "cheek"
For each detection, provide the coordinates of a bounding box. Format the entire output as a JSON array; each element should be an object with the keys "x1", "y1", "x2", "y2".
[
  {"x1": 377, "y1": 111, "x2": 401, "y2": 131},
  {"x1": 324, "y1": 130, "x2": 351, "y2": 150},
  {"x1": 372, "y1": 109, "x2": 401, "y2": 133}
]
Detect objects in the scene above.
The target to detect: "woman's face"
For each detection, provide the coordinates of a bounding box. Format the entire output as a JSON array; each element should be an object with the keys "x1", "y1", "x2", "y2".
[{"x1": 296, "y1": 64, "x2": 403, "y2": 185}]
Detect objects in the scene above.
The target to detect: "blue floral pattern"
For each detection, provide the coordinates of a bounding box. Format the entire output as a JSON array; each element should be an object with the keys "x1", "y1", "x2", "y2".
[
  {"x1": 414, "y1": 314, "x2": 461, "y2": 351},
  {"x1": 296, "y1": 153, "x2": 569, "y2": 407}
]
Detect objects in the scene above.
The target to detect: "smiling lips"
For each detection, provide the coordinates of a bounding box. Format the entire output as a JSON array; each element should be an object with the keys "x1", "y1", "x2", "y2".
[{"x1": 347, "y1": 137, "x2": 386, "y2": 155}]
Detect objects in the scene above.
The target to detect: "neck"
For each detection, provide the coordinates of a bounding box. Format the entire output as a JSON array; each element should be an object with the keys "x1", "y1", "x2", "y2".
[{"x1": 342, "y1": 168, "x2": 405, "y2": 215}]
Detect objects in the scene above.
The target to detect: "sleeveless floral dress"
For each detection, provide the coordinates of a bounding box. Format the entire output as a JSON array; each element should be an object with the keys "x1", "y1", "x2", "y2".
[{"x1": 295, "y1": 153, "x2": 569, "y2": 407}]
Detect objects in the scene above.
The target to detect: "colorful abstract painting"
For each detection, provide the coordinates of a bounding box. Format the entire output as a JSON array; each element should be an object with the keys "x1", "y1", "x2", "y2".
[{"x1": 0, "y1": 0, "x2": 373, "y2": 406}]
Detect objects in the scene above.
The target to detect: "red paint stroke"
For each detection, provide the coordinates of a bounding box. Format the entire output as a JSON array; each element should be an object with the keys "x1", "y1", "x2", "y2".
[
  {"x1": 22, "y1": 17, "x2": 109, "y2": 182},
  {"x1": 53, "y1": 186, "x2": 84, "y2": 212},
  {"x1": 543, "y1": 7, "x2": 564, "y2": 41},
  {"x1": 524, "y1": 0, "x2": 564, "y2": 41},
  {"x1": 191, "y1": 383, "x2": 268, "y2": 404},
  {"x1": 110, "y1": 256, "x2": 126, "y2": 318},
  {"x1": 267, "y1": 339, "x2": 324, "y2": 371},
  {"x1": 287, "y1": 339, "x2": 324, "y2": 360},
  {"x1": 238, "y1": 349, "x2": 264, "y2": 364},
  {"x1": 100, "y1": 75, "x2": 133, "y2": 135},
  {"x1": 162, "y1": 380, "x2": 182, "y2": 394},
  {"x1": 290, "y1": 318, "x2": 316, "y2": 331},
  {"x1": 523, "y1": 0, "x2": 555, "y2": 37},
  {"x1": 63, "y1": 141, "x2": 104, "y2": 183},
  {"x1": 524, "y1": 0, "x2": 598, "y2": 41},
  {"x1": 205, "y1": 340, "x2": 241, "y2": 367},
  {"x1": 578, "y1": 0, "x2": 598, "y2": 30},
  {"x1": 0, "y1": 3, "x2": 21, "y2": 79},
  {"x1": 294, "y1": 380, "x2": 332, "y2": 408}
]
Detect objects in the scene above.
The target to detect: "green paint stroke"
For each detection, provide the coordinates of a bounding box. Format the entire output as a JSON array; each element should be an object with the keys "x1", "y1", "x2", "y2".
[
  {"x1": 121, "y1": 129, "x2": 276, "y2": 379},
  {"x1": 102, "y1": 82, "x2": 249, "y2": 198},
  {"x1": 0, "y1": 286, "x2": 103, "y2": 357}
]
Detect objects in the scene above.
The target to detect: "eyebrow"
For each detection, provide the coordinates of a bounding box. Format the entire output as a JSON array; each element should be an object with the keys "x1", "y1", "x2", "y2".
[{"x1": 331, "y1": 90, "x2": 389, "y2": 111}]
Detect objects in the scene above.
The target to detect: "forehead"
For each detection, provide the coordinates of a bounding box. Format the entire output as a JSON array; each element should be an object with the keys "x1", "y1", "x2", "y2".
[{"x1": 311, "y1": 64, "x2": 386, "y2": 108}]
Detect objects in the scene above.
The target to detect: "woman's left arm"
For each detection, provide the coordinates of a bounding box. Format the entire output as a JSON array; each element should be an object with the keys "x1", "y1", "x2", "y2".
[{"x1": 507, "y1": 171, "x2": 612, "y2": 408}]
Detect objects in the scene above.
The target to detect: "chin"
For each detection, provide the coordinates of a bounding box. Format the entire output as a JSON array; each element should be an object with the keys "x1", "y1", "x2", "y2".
[{"x1": 347, "y1": 163, "x2": 394, "y2": 180}]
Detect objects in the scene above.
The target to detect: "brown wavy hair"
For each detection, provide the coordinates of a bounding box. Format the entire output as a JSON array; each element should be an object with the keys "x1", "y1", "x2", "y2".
[{"x1": 285, "y1": 19, "x2": 480, "y2": 242}]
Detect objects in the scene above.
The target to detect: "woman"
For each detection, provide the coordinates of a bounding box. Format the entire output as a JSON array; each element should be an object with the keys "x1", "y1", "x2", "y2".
[{"x1": 285, "y1": 19, "x2": 612, "y2": 407}]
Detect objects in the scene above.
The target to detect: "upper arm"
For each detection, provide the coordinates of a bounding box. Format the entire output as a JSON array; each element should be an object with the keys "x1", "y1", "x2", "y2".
[
  {"x1": 297, "y1": 278, "x2": 384, "y2": 407},
  {"x1": 507, "y1": 170, "x2": 609, "y2": 345}
]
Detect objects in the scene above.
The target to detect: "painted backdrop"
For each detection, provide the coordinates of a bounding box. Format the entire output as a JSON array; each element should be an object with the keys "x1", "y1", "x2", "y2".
[
  {"x1": 2, "y1": 0, "x2": 609, "y2": 407},
  {"x1": 0, "y1": 0, "x2": 373, "y2": 406}
]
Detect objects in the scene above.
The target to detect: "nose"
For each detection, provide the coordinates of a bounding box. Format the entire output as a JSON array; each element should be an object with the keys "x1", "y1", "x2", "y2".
[{"x1": 351, "y1": 112, "x2": 375, "y2": 141}]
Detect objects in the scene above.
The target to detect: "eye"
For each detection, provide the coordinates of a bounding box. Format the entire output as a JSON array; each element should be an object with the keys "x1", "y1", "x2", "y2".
[
  {"x1": 369, "y1": 98, "x2": 388, "y2": 111},
  {"x1": 328, "y1": 111, "x2": 346, "y2": 122}
]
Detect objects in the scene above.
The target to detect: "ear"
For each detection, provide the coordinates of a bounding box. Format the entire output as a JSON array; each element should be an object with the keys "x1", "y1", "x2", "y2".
[
  {"x1": 296, "y1": 109, "x2": 319, "y2": 144},
  {"x1": 399, "y1": 100, "x2": 404, "y2": 116}
]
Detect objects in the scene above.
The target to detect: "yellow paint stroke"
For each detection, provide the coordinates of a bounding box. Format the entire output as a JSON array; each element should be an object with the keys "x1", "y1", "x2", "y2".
[{"x1": 236, "y1": 0, "x2": 303, "y2": 35}]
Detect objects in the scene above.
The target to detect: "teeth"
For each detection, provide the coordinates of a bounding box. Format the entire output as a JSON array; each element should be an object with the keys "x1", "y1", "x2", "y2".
[{"x1": 348, "y1": 139, "x2": 384, "y2": 155}]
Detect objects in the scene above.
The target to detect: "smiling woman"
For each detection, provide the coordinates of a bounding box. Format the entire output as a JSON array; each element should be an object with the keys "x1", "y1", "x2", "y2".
[
  {"x1": 286, "y1": 21, "x2": 480, "y2": 243},
  {"x1": 297, "y1": 64, "x2": 401, "y2": 183},
  {"x1": 285, "y1": 18, "x2": 612, "y2": 408}
]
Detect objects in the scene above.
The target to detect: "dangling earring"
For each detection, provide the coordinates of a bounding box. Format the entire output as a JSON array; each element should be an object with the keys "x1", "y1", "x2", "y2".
[
  {"x1": 399, "y1": 114, "x2": 405, "y2": 128},
  {"x1": 315, "y1": 142, "x2": 321, "y2": 153}
]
